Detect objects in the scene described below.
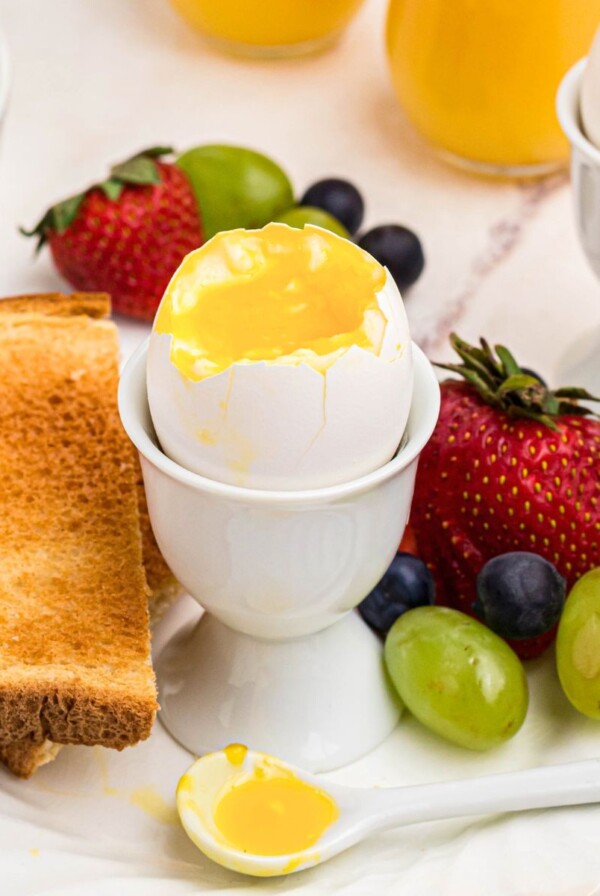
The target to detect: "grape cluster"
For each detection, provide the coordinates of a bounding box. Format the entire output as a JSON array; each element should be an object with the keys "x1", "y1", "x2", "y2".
[{"x1": 359, "y1": 548, "x2": 600, "y2": 749}]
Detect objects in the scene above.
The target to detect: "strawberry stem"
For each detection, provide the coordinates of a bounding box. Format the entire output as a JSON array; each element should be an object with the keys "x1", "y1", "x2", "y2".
[{"x1": 437, "y1": 333, "x2": 600, "y2": 427}]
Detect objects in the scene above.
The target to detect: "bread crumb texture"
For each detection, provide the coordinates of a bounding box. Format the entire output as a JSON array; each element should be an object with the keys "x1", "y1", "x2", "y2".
[
  {"x1": 0, "y1": 307, "x2": 157, "y2": 748},
  {"x1": 0, "y1": 736, "x2": 62, "y2": 778}
]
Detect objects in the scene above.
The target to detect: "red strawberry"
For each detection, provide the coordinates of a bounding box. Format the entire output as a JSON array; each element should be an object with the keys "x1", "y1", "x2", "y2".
[
  {"x1": 22, "y1": 147, "x2": 203, "y2": 321},
  {"x1": 410, "y1": 334, "x2": 600, "y2": 659},
  {"x1": 505, "y1": 625, "x2": 557, "y2": 661},
  {"x1": 398, "y1": 522, "x2": 419, "y2": 555}
]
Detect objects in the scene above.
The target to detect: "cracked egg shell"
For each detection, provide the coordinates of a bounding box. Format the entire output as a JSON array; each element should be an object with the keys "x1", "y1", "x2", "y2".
[{"x1": 147, "y1": 225, "x2": 413, "y2": 490}]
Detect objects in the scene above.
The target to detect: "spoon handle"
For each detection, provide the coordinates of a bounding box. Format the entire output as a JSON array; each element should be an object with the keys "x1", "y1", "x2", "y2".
[{"x1": 368, "y1": 758, "x2": 600, "y2": 831}]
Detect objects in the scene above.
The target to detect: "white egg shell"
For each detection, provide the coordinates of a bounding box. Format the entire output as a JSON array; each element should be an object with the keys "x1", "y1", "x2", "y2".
[
  {"x1": 581, "y1": 26, "x2": 600, "y2": 149},
  {"x1": 147, "y1": 270, "x2": 413, "y2": 490}
]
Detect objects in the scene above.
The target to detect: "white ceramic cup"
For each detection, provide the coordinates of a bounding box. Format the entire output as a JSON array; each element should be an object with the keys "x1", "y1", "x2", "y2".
[
  {"x1": 119, "y1": 340, "x2": 440, "y2": 771},
  {"x1": 557, "y1": 58, "x2": 600, "y2": 279},
  {"x1": 556, "y1": 58, "x2": 600, "y2": 394}
]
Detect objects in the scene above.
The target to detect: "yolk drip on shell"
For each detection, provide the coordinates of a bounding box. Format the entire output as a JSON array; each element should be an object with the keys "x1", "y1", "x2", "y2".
[
  {"x1": 214, "y1": 763, "x2": 339, "y2": 856},
  {"x1": 155, "y1": 223, "x2": 387, "y2": 381}
]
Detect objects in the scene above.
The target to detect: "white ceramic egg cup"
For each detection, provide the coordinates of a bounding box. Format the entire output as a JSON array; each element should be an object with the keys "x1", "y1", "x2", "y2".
[
  {"x1": 557, "y1": 58, "x2": 600, "y2": 394},
  {"x1": 119, "y1": 341, "x2": 440, "y2": 772}
]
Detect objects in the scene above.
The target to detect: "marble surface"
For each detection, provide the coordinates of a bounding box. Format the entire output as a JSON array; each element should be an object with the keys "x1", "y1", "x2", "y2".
[{"x1": 1, "y1": 2, "x2": 600, "y2": 895}]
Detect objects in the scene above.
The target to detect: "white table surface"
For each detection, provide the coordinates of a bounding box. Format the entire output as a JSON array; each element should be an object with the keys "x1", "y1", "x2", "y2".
[{"x1": 1, "y1": 2, "x2": 600, "y2": 895}]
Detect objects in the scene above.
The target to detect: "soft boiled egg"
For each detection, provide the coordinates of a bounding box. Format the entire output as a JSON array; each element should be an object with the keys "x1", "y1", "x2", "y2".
[{"x1": 147, "y1": 222, "x2": 413, "y2": 490}]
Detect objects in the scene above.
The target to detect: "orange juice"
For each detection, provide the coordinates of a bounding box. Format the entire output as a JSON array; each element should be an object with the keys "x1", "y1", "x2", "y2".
[
  {"x1": 171, "y1": 0, "x2": 365, "y2": 55},
  {"x1": 386, "y1": 0, "x2": 600, "y2": 173}
]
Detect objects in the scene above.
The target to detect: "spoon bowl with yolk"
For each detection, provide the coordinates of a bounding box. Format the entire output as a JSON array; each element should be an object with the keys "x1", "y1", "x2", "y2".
[
  {"x1": 177, "y1": 745, "x2": 342, "y2": 877},
  {"x1": 177, "y1": 747, "x2": 600, "y2": 878}
]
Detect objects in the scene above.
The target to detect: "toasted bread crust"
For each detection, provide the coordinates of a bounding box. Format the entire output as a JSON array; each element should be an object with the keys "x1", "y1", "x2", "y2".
[
  {"x1": 0, "y1": 292, "x2": 111, "y2": 318},
  {"x1": 0, "y1": 294, "x2": 158, "y2": 769},
  {"x1": 136, "y1": 472, "x2": 182, "y2": 623},
  {"x1": 0, "y1": 677, "x2": 155, "y2": 748}
]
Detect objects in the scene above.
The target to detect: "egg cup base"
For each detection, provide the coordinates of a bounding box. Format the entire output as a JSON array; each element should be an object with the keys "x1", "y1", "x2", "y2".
[{"x1": 155, "y1": 609, "x2": 401, "y2": 773}]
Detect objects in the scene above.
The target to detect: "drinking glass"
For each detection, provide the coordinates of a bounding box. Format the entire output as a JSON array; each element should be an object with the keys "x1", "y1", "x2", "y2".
[
  {"x1": 386, "y1": 0, "x2": 600, "y2": 176},
  {"x1": 170, "y1": 0, "x2": 365, "y2": 58}
]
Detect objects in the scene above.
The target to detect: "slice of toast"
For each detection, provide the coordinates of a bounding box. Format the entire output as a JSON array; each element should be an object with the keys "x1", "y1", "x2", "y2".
[
  {"x1": 0, "y1": 292, "x2": 179, "y2": 612},
  {"x1": 0, "y1": 292, "x2": 159, "y2": 770},
  {"x1": 0, "y1": 476, "x2": 179, "y2": 779},
  {"x1": 0, "y1": 496, "x2": 177, "y2": 778}
]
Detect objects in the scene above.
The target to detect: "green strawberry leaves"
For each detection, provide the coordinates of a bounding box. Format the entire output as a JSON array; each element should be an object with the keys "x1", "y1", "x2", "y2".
[
  {"x1": 110, "y1": 146, "x2": 172, "y2": 186},
  {"x1": 21, "y1": 194, "x2": 87, "y2": 250},
  {"x1": 437, "y1": 333, "x2": 600, "y2": 429},
  {"x1": 21, "y1": 146, "x2": 174, "y2": 250},
  {"x1": 98, "y1": 180, "x2": 124, "y2": 202}
]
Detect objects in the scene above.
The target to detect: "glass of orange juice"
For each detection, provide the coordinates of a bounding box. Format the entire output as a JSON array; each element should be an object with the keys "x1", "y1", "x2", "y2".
[
  {"x1": 386, "y1": 0, "x2": 600, "y2": 176},
  {"x1": 170, "y1": 0, "x2": 365, "y2": 58}
]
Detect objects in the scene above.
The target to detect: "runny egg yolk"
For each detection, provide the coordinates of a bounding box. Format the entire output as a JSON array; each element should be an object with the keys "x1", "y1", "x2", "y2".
[
  {"x1": 154, "y1": 223, "x2": 387, "y2": 381},
  {"x1": 213, "y1": 761, "x2": 339, "y2": 856}
]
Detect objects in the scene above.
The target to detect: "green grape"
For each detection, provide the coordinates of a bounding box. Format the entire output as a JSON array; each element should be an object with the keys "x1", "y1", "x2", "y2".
[
  {"x1": 176, "y1": 145, "x2": 294, "y2": 239},
  {"x1": 273, "y1": 206, "x2": 350, "y2": 238},
  {"x1": 556, "y1": 567, "x2": 600, "y2": 719},
  {"x1": 384, "y1": 606, "x2": 529, "y2": 750}
]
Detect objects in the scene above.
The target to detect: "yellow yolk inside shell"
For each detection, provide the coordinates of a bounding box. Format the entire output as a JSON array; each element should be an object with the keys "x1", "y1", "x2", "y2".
[
  {"x1": 213, "y1": 758, "x2": 339, "y2": 856},
  {"x1": 154, "y1": 223, "x2": 387, "y2": 381}
]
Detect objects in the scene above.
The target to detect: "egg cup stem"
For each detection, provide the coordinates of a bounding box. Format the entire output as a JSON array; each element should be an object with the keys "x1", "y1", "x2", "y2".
[{"x1": 155, "y1": 610, "x2": 400, "y2": 772}]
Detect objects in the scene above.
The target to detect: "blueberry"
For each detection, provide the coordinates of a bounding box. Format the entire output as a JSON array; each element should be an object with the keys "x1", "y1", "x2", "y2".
[
  {"x1": 300, "y1": 179, "x2": 364, "y2": 236},
  {"x1": 475, "y1": 552, "x2": 566, "y2": 639},
  {"x1": 357, "y1": 225, "x2": 424, "y2": 291},
  {"x1": 358, "y1": 552, "x2": 435, "y2": 636}
]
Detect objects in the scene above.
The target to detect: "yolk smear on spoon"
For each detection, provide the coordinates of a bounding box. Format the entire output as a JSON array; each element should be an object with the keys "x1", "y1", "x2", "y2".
[
  {"x1": 154, "y1": 222, "x2": 387, "y2": 381},
  {"x1": 214, "y1": 768, "x2": 339, "y2": 856}
]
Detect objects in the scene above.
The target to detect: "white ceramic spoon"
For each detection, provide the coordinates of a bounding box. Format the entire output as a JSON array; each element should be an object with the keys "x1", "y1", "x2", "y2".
[{"x1": 177, "y1": 748, "x2": 600, "y2": 878}]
